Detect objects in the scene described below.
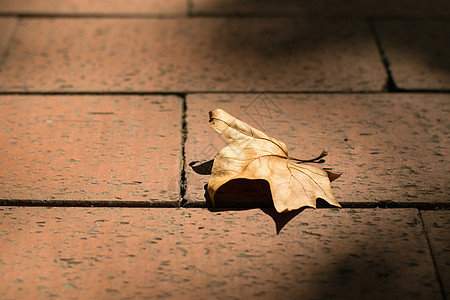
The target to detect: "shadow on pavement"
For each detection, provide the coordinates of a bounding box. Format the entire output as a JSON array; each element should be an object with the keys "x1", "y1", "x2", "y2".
[
  {"x1": 199, "y1": 0, "x2": 450, "y2": 90},
  {"x1": 193, "y1": 0, "x2": 450, "y2": 16},
  {"x1": 190, "y1": 159, "x2": 337, "y2": 234}
]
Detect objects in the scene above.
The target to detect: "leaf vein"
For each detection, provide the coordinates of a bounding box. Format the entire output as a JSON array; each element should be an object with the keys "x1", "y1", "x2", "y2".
[
  {"x1": 212, "y1": 118, "x2": 288, "y2": 156},
  {"x1": 289, "y1": 164, "x2": 331, "y2": 200}
]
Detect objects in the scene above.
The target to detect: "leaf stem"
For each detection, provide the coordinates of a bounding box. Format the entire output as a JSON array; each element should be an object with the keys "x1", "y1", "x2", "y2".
[{"x1": 289, "y1": 150, "x2": 328, "y2": 163}]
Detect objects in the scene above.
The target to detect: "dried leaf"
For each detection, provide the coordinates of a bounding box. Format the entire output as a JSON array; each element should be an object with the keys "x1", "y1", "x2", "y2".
[{"x1": 207, "y1": 108, "x2": 341, "y2": 213}]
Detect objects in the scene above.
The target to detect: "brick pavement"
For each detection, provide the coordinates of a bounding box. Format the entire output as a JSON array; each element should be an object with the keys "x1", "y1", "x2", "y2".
[
  {"x1": 0, "y1": 18, "x2": 385, "y2": 92},
  {"x1": 0, "y1": 1, "x2": 448, "y2": 299},
  {"x1": 422, "y1": 211, "x2": 450, "y2": 299},
  {"x1": 0, "y1": 95, "x2": 182, "y2": 204},
  {"x1": 375, "y1": 20, "x2": 450, "y2": 90},
  {"x1": 0, "y1": 207, "x2": 443, "y2": 299}
]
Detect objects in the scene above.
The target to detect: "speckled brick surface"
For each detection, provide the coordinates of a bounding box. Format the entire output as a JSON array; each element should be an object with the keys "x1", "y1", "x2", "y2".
[
  {"x1": 192, "y1": 0, "x2": 450, "y2": 16},
  {"x1": 0, "y1": 17, "x2": 17, "y2": 69},
  {"x1": 0, "y1": 0, "x2": 187, "y2": 15},
  {"x1": 0, "y1": 207, "x2": 442, "y2": 299},
  {"x1": 422, "y1": 210, "x2": 450, "y2": 299},
  {"x1": 376, "y1": 20, "x2": 450, "y2": 90},
  {"x1": 0, "y1": 95, "x2": 182, "y2": 204},
  {"x1": 0, "y1": 18, "x2": 385, "y2": 92},
  {"x1": 185, "y1": 93, "x2": 449, "y2": 207}
]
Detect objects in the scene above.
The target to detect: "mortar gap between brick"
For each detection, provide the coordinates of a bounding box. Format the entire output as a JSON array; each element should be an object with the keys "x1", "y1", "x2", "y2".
[
  {"x1": 3, "y1": 90, "x2": 450, "y2": 95},
  {"x1": 0, "y1": 17, "x2": 20, "y2": 73},
  {"x1": 179, "y1": 94, "x2": 188, "y2": 207},
  {"x1": 0, "y1": 91, "x2": 191, "y2": 96},
  {"x1": 173, "y1": 201, "x2": 450, "y2": 210},
  {"x1": 0, "y1": 13, "x2": 189, "y2": 19},
  {"x1": 186, "y1": 0, "x2": 194, "y2": 16},
  {"x1": 368, "y1": 17, "x2": 399, "y2": 93},
  {"x1": 0, "y1": 200, "x2": 180, "y2": 207},
  {"x1": 370, "y1": 201, "x2": 450, "y2": 209},
  {"x1": 390, "y1": 88, "x2": 450, "y2": 93},
  {"x1": 418, "y1": 210, "x2": 447, "y2": 300}
]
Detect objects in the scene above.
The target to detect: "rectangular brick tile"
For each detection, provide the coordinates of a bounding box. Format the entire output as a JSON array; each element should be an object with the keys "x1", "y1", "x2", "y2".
[
  {"x1": 0, "y1": 207, "x2": 441, "y2": 299},
  {"x1": 192, "y1": 0, "x2": 450, "y2": 16},
  {"x1": 375, "y1": 20, "x2": 450, "y2": 90},
  {"x1": 0, "y1": 0, "x2": 187, "y2": 15},
  {"x1": 0, "y1": 18, "x2": 385, "y2": 92},
  {"x1": 0, "y1": 95, "x2": 182, "y2": 204},
  {"x1": 422, "y1": 210, "x2": 450, "y2": 299},
  {"x1": 0, "y1": 17, "x2": 17, "y2": 69},
  {"x1": 185, "y1": 93, "x2": 449, "y2": 207}
]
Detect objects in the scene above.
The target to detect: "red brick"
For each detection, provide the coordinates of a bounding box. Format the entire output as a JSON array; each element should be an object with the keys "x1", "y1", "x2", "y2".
[
  {"x1": 0, "y1": 18, "x2": 17, "y2": 68},
  {"x1": 376, "y1": 20, "x2": 450, "y2": 90},
  {"x1": 422, "y1": 210, "x2": 450, "y2": 299},
  {"x1": 192, "y1": 0, "x2": 450, "y2": 16},
  {"x1": 185, "y1": 93, "x2": 449, "y2": 207},
  {"x1": 0, "y1": 207, "x2": 441, "y2": 299},
  {"x1": 0, "y1": 0, "x2": 187, "y2": 15},
  {"x1": 0, "y1": 18, "x2": 385, "y2": 92},
  {"x1": 0, "y1": 95, "x2": 182, "y2": 204}
]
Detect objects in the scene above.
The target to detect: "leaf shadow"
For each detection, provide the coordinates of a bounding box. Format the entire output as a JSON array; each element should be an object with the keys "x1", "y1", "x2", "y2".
[
  {"x1": 189, "y1": 160, "x2": 214, "y2": 175},
  {"x1": 190, "y1": 159, "x2": 338, "y2": 234},
  {"x1": 203, "y1": 178, "x2": 306, "y2": 234}
]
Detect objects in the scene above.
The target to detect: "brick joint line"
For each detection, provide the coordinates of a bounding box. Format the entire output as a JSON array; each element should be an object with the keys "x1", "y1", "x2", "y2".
[
  {"x1": 1, "y1": 90, "x2": 450, "y2": 95},
  {"x1": 2, "y1": 200, "x2": 447, "y2": 209},
  {"x1": 179, "y1": 94, "x2": 188, "y2": 207},
  {"x1": 186, "y1": 0, "x2": 194, "y2": 16},
  {"x1": 0, "y1": 18, "x2": 20, "y2": 73},
  {"x1": 0, "y1": 13, "x2": 188, "y2": 19},
  {"x1": 368, "y1": 17, "x2": 399, "y2": 92},
  {"x1": 418, "y1": 210, "x2": 448, "y2": 300},
  {"x1": 0, "y1": 91, "x2": 193, "y2": 96},
  {"x1": 1, "y1": 13, "x2": 450, "y2": 19}
]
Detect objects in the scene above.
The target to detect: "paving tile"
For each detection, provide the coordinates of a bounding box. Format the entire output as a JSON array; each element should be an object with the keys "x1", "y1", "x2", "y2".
[
  {"x1": 0, "y1": 18, "x2": 385, "y2": 92},
  {"x1": 0, "y1": 207, "x2": 441, "y2": 299},
  {"x1": 185, "y1": 93, "x2": 449, "y2": 207},
  {"x1": 0, "y1": 0, "x2": 187, "y2": 15},
  {"x1": 0, "y1": 95, "x2": 182, "y2": 204},
  {"x1": 422, "y1": 210, "x2": 450, "y2": 299},
  {"x1": 0, "y1": 17, "x2": 18, "y2": 69},
  {"x1": 376, "y1": 20, "x2": 450, "y2": 90},
  {"x1": 192, "y1": 0, "x2": 450, "y2": 16}
]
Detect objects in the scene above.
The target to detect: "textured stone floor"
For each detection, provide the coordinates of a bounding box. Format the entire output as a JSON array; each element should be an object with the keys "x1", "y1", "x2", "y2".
[{"x1": 0, "y1": 1, "x2": 448, "y2": 299}]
